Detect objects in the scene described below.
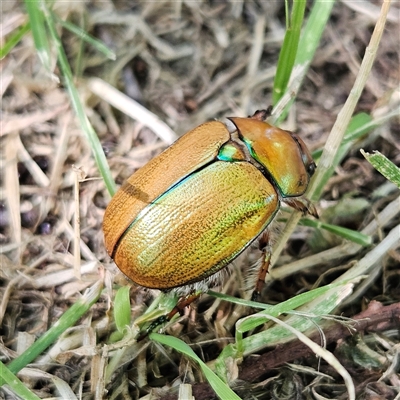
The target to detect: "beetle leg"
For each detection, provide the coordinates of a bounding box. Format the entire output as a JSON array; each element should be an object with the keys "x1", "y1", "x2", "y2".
[
  {"x1": 137, "y1": 292, "x2": 201, "y2": 341},
  {"x1": 251, "y1": 230, "x2": 272, "y2": 301},
  {"x1": 285, "y1": 197, "x2": 318, "y2": 218},
  {"x1": 250, "y1": 107, "x2": 273, "y2": 121},
  {"x1": 167, "y1": 292, "x2": 201, "y2": 320}
]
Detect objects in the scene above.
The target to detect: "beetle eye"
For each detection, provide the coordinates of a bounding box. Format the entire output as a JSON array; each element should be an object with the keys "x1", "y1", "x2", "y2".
[{"x1": 307, "y1": 162, "x2": 316, "y2": 177}]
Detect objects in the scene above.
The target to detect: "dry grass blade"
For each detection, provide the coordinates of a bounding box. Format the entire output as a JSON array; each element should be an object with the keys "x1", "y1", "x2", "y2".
[
  {"x1": 87, "y1": 78, "x2": 178, "y2": 144},
  {"x1": 265, "y1": 314, "x2": 355, "y2": 400}
]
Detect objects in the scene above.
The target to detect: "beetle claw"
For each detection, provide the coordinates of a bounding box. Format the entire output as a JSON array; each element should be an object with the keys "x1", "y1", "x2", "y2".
[
  {"x1": 284, "y1": 197, "x2": 318, "y2": 218},
  {"x1": 250, "y1": 108, "x2": 273, "y2": 121}
]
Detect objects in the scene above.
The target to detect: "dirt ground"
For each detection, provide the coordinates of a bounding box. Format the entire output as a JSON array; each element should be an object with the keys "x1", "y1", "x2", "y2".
[{"x1": 1, "y1": 1, "x2": 400, "y2": 399}]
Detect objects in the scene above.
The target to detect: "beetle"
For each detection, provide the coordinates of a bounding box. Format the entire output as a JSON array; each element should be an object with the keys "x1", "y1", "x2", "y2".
[{"x1": 103, "y1": 109, "x2": 317, "y2": 337}]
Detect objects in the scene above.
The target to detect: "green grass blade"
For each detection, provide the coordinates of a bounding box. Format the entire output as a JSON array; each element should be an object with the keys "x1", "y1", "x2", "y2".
[
  {"x1": 42, "y1": 5, "x2": 116, "y2": 196},
  {"x1": 272, "y1": 0, "x2": 307, "y2": 104},
  {"x1": 0, "y1": 22, "x2": 30, "y2": 59},
  {"x1": 52, "y1": 13, "x2": 116, "y2": 60},
  {"x1": 215, "y1": 281, "x2": 357, "y2": 379},
  {"x1": 209, "y1": 280, "x2": 349, "y2": 313},
  {"x1": 150, "y1": 333, "x2": 242, "y2": 400},
  {"x1": 294, "y1": 0, "x2": 335, "y2": 65},
  {"x1": 311, "y1": 113, "x2": 375, "y2": 199},
  {"x1": 113, "y1": 286, "x2": 132, "y2": 334},
  {"x1": 238, "y1": 281, "x2": 354, "y2": 333},
  {"x1": 361, "y1": 150, "x2": 400, "y2": 189},
  {"x1": 0, "y1": 282, "x2": 102, "y2": 384},
  {"x1": 312, "y1": 112, "x2": 372, "y2": 160},
  {"x1": 300, "y1": 218, "x2": 372, "y2": 246},
  {"x1": 0, "y1": 361, "x2": 41, "y2": 400},
  {"x1": 272, "y1": 0, "x2": 335, "y2": 124},
  {"x1": 23, "y1": 0, "x2": 51, "y2": 71}
]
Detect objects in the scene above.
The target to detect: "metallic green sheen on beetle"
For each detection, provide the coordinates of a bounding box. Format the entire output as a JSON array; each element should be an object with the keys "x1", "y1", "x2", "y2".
[{"x1": 103, "y1": 110, "x2": 316, "y2": 291}]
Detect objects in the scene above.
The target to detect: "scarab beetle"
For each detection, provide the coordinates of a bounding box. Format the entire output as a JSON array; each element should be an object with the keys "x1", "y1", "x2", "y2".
[{"x1": 103, "y1": 109, "x2": 317, "y2": 334}]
